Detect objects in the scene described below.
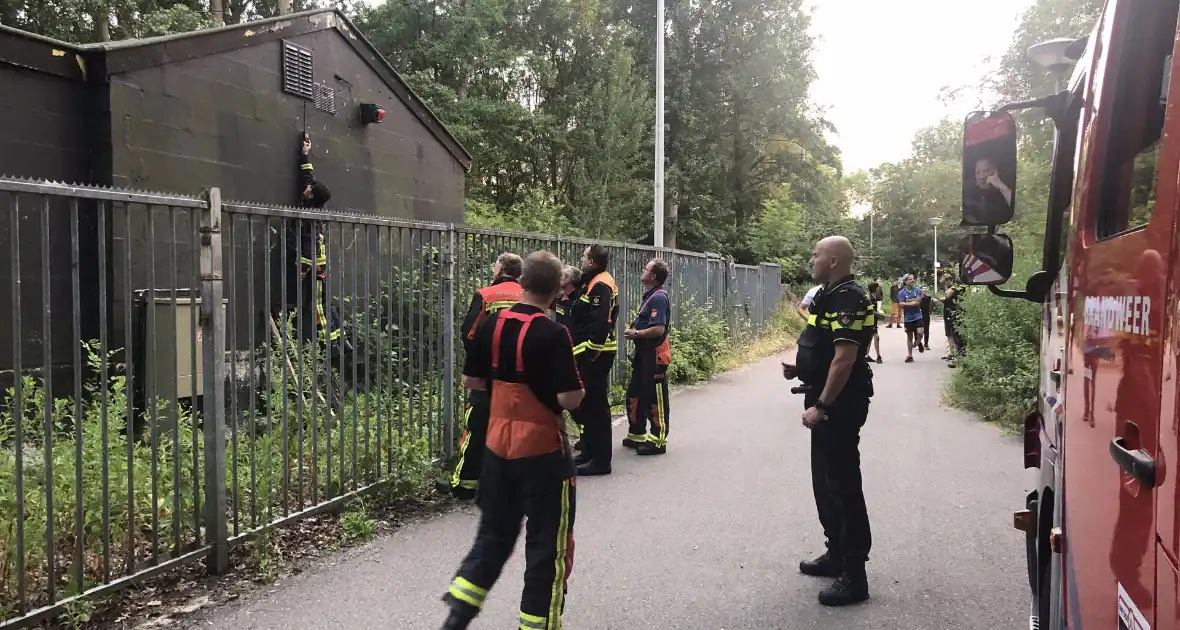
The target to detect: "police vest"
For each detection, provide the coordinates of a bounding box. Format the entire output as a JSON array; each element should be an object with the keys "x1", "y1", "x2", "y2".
[
  {"x1": 486, "y1": 311, "x2": 566, "y2": 460},
  {"x1": 467, "y1": 280, "x2": 524, "y2": 340},
  {"x1": 795, "y1": 284, "x2": 873, "y2": 395}
]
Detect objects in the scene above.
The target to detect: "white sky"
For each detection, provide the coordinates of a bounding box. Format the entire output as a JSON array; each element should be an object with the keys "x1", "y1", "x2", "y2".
[{"x1": 807, "y1": 0, "x2": 1034, "y2": 174}]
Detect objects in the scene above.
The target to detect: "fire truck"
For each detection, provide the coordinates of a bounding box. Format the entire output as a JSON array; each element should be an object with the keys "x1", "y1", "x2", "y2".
[{"x1": 956, "y1": 0, "x2": 1179, "y2": 628}]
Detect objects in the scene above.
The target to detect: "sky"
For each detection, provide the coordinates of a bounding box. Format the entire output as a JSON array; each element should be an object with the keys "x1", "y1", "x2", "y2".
[{"x1": 807, "y1": 0, "x2": 1035, "y2": 175}]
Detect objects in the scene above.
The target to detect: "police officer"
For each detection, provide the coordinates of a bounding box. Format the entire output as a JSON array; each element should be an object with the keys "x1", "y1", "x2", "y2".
[
  {"x1": 445, "y1": 252, "x2": 524, "y2": 499},
  {"x1": 569, "y1": 244, "x2": 619, "y2": 476},
  {"x1": 441, "y1": 251, "x2": 584, "y2": 630},
  {"x1": 781, "y1": 235, "x2": 874, "y2": 607},
  {"x1": 622, "y1": 258, "x2": 672, "y2": 455}
]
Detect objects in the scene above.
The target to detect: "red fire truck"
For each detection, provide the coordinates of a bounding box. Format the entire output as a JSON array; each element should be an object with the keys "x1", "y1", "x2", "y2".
[{"x1": 956, "y1": 0, "x2": 1179, "y2": 628}]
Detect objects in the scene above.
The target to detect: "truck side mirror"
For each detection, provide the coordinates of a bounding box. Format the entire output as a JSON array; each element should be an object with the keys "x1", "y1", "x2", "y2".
[
  {"x1": 958, "y1": 233, "x2": 1014, "y2": 285},
  {"x1": 962, "y1": 111, "x2": 1018, "y2": 226}
]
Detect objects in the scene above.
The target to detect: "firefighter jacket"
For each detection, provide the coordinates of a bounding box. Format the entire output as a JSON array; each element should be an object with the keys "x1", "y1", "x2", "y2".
[
  {"x1": 554, "y1": 294, "x2": 574, "y2": 328},
  {"x1": 569, "y1": 269, "x2": 619, "y2": 356},
  {"x1": 461, "y1": 277, "x2": 524, "y2": 356},
  {"x1": 289, "y1": 151, "x2": 327, "y2": 276},
  {"x1": 794, "y1": 276, "x2": 875, "y2": 397}
]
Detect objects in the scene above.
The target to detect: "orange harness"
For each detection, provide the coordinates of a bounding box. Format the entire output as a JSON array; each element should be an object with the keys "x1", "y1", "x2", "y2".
[{"x1": 486, "y1": 311, "x2": 567, "y2": 460}]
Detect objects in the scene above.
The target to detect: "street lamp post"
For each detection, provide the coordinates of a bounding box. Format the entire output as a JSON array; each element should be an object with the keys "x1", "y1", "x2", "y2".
[
  {"x1": 653, "y1": 0, "x2": 666, "y2": 248},
  {"x1": 929, "y1": 216, "x2": 943, "y2": 284}
]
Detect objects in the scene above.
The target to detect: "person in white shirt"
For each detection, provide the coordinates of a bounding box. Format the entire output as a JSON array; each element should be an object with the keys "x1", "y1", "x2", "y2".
[{"x1": 798, "y1": 284, "x2": 823, "y2": 318}]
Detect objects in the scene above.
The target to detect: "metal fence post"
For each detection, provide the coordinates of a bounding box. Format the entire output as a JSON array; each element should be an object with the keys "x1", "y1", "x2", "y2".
[
  {"x1": 442, "y1": 224, "x2": 457, "y2": 458},
  {"x1": 200, "y1": 187, "x2": 229, "y2": 574}
]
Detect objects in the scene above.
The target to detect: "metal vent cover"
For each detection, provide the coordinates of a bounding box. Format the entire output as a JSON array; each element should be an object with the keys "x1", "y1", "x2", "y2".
[
  {"x1": 282, "y1": 41, "x2": 314, "y2": 99},
  {"x1": 314, "y1": 83, "x2": 336, "y2": 114}
]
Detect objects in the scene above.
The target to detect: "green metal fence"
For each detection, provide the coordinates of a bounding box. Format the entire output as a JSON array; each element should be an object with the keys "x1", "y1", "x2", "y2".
[{"x1": 0, "y1": 178, "x2": 781, "y2": 627}]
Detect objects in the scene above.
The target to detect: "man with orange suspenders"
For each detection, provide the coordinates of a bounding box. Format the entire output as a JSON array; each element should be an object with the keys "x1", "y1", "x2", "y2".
[
  {"x1": 569, "y1": 244, "x2": 619, "y2": 476},
  {"x1": 444, "y1": 252, "x2": 524, "y2": 500},
  {"x1": 441, "y1": 251, "x2": 584, "y2": 630},
  {"x1": 622, "y1": 258, "x2": 672, "y2": 455}
]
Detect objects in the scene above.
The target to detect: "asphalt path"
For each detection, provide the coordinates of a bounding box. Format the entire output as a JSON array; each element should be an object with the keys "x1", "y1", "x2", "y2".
[{"x1": 186, "y1": 327, "x2": 1030, "y2": 629}]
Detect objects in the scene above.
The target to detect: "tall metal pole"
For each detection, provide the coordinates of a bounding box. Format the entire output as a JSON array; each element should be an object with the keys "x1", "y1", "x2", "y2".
[
  {"x1": 932, "y1": 222, "x2": 938, "y2": 283},
  {"x1": 653, "y1": 0, "x2": 666, "y2": 248}
]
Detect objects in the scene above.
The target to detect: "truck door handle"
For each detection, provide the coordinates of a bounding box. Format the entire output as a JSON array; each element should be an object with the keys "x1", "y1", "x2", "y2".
[
  {"x1": 1050, "y1": 369, "x2": 1063, "y2": 385},
  {"x1": 1109, "y1": 438, "x2": 1157, "y2": 487}
]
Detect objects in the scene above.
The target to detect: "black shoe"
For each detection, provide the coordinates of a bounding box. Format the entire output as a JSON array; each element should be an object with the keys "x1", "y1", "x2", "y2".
[
  {"x1": 621, "y1": 437, "x2": 643, "y2": 449},
  {"x1": 875, "y1": 356, "x2": 883, "y2": 364},
  {"x1": 636, "y1": 443, "x2": 666, "y2": 456},
  {"x1": 917, "y1": 342, "x2": 925, "y2": 353},
  {"x1": 440, "y1": 595, "x2": 477, "y2": 629},
  {"x1": 905, "y1": 356, "x2": 914, "y2": 363},
  {"x1": 576, "y1": 461, "x2": 612, "y2": 476},
  {"x1": 818, "y1": 566, "x2": 869, "y2": 607},
  {"x1": 799, "y1": 550, "x2": 842, "y2": 578}
]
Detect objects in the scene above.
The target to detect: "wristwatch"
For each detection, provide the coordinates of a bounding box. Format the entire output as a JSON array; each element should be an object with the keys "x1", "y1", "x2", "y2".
[{"x1": 814, "y1": 400, "x2": 830, "y2": 415}]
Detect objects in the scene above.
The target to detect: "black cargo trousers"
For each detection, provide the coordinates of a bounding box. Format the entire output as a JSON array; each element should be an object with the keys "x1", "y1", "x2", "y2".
[
  {"x1": 445, "y1": 451, "x2": 577, "y2": 629},
  {"x1": 803, "y1": 390, "x2": 872, "y2": 565},
  {"x1": 571, "y1": 352, "x2": 615, "y2": 464},
  {"x1": 450, "y1": 390, "x2": 492, "y2": 492}
]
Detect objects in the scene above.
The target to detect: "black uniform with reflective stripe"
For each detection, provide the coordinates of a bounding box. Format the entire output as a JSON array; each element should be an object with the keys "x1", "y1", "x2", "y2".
[{"x1": 795, "y1": 276, "x2": 875, "y2": 395}]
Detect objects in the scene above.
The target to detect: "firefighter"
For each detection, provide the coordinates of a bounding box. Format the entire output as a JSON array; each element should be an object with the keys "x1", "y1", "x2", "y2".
[
  {"x1": 553, "y1": 266, "x2": 581, "y2": 327},
  {"x1": 781, "y1": 235, "x2": 875, "y2": 607},
  {"x1": 441, "y1": 251, "x2": 584, "y2": 630},
  {"x1": 288, "y1": 133, "x2": 346, "y2": 357},
  {"x1": 569, "y1": 244, "x2": 619, "y2": 477},
  {"x1": 622, "y1": 258, "x2": 672, "y2": 455},
  {"x1": 554, "y1": 266, "x2": 584, "y2": 450},
  {"x1": 445, "y1": 252, "x2": 524, "y2": 500}
]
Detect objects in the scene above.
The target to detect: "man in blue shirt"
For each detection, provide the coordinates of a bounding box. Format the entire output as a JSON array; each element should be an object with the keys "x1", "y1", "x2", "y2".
[
  {"x1": 897, "y1": 274, "x2": 925, "y2": 363},
  {"x1": 623, "y1": 259, "x2": 672, "y2": 455}
]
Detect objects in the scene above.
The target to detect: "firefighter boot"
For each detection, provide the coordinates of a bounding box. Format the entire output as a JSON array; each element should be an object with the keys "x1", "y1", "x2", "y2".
[
  {"x1": 818, "y1": 563, "x2": 869, "y2": 607},
  {"x1": 439, "y1": 596, "x2": 477, "y2": 629},
  {"x1": 799, "y1": 550, "x2": 842, "y2": 578}
]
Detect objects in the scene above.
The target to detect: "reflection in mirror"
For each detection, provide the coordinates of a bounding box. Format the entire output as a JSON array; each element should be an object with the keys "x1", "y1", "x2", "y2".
[
  {"x1": 959, "y1": 233, "x2": 1014, "y2": 285},
  {"x1": 962, "y1": 111, "x2": 1018, "y2": 226}
]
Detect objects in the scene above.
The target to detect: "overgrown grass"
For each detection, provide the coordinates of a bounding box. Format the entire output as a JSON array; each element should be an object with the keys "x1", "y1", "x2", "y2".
[
  {"x1": 0, "y1": 328, "x2": 437, "y2": 620},
  {"x1": 944, "y1": 288, "x2": 1041, "y2": 432},
  {"x1": 667, "y1": 300, "x2": 803, "y2": 385}
]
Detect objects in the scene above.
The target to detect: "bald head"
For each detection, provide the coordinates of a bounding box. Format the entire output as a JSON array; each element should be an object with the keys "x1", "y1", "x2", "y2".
[{"x1": 811, "y1": 236, "x2": 855, "y2": 284}]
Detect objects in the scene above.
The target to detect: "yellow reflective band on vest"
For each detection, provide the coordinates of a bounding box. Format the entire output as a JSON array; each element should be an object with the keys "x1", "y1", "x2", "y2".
[
  {"x1": 807, "y1": 309, "x2": 874, "y2": 330},
  {"x1": 819, "y1": 311, "x2": 872, "y2": 331},
  {"x1": 572, "y1": 339, "x2": 618, "y2": 354},
  {"x1": 486, "y1": 300, "x2": 517, "y2": 313}
]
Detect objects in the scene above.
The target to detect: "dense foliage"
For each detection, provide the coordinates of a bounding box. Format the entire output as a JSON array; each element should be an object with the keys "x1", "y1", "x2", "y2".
[
  {"x1": 2, "y1": 0, "x2": 849, "y2": 267},
  {"x1": 851, "y1": 0, "x2": 1102, "y2": 427}
]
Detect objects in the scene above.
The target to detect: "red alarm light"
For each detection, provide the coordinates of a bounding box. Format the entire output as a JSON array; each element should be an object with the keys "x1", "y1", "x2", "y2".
[{"x1": 360, "y1": 103, "x2": 385, "y2": 125}]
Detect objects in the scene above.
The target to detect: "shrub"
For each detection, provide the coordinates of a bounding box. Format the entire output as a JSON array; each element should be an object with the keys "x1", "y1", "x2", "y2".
[{"x1": 667, "y1": 304, "x2": 729, "y2": 385}]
